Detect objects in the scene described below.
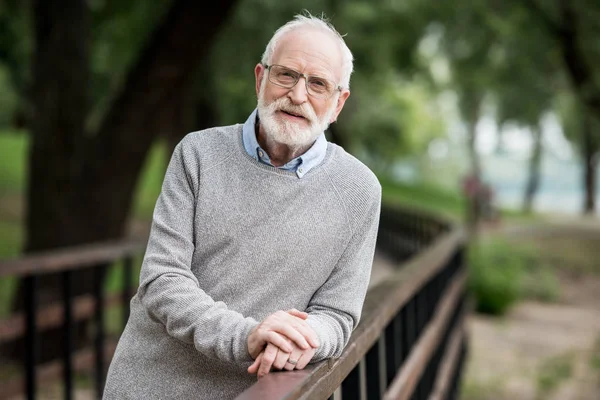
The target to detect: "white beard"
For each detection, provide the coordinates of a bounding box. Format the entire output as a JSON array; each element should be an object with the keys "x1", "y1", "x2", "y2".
[{"x1": 257, "y1": 78, "x2": 338, "y2": 150}]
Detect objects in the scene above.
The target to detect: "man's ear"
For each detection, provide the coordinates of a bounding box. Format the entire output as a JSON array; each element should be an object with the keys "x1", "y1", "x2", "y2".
[
  {"x1": 330, "y1": 89, "x2": 351, "y2": 123},
  {"x1": 255, "y1": 63, "x2": 265, "y2": 98}
]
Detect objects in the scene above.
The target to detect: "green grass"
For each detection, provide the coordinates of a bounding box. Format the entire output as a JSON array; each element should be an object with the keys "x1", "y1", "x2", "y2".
[
  {"x1": 536, "y1": 352, "x2": 574, "y2": 399},
  {"x1": 591, "y1": 336, "x2": 600, "y2": 373},
  {"x1": 379, "y1": 175, "x2": 466, "y2": 220}
]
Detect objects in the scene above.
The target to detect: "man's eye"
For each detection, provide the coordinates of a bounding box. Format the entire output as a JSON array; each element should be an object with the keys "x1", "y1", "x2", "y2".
[{"x1": 310, "y1": 79, "x2": 330, "y2": 92}]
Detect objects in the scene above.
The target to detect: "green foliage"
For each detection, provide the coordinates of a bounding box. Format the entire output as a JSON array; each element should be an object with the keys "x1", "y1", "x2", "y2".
[
  {"x1": 536, "y1": 352, "x2": 574, "y2": 398},
  {"x1": 131, "y1": 141, "x2": 168, "y2": 219},
  {"x1": 0, "y1": 66, "x2": 18, "y2": 126},
  {"x1": 468, "y1": 238, "x2": 534, "y2": 315},
  {"x1": 0, "y1": 130, "x2": 27, "y2": 193}
]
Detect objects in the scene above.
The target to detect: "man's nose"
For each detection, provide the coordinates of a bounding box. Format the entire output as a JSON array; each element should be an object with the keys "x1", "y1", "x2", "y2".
[{"x1": 287, "y1": 77, "x2": 308, "y2": 104}]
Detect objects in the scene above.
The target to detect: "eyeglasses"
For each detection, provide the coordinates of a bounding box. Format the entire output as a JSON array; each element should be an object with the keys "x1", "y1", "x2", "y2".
[{"x1": 264, "y1": 64, "x2": 342, "y2": 99}]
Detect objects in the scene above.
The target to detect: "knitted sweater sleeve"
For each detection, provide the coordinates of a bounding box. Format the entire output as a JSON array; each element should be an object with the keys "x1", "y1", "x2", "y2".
[
  {"x1": 137, "y1": 139, "x2": 258, "y2": 363},
  {"x1": 306, "y1": 184, "x2": 382, "y2": 361}
]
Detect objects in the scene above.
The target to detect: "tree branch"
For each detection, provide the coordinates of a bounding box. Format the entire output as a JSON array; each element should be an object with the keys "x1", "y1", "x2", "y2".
[
  {"x1": 557, "y1": 0, "x2": 600, "y2": 116},
  {"x1": 520, "y1": 0, "x2": 563, "y2": 36}
]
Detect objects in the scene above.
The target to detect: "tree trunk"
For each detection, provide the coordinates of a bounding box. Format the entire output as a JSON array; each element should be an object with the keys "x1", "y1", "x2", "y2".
[
  {"x1": 326, "y1": 123, "x2": 349, "y2": 149},
  {"x1": 582, "y1": 116, "x2": 598, "y2": 214},
  {"x1": 15, "y1": 0, "x2": 237, "y2": 362},
  {"x1": 523, "y1": 127, "x2": 543, "y2": 213},
  {"x1": 26, "y1": 0, "x2": 237, "y2": 253},
  {"x1": 557, "y1": 0, "x2": 600, "y2": 120},
  {"x1": 164, "y1": 62, "x2": 218, "y2": 159}
]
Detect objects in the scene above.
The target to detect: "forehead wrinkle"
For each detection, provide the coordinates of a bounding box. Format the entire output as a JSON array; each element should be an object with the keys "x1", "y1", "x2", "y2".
[{"x1": 271, "y1": 28, "x2": 343, "y2": 81}]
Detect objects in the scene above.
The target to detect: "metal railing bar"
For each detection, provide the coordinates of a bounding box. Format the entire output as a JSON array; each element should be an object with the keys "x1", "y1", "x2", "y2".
[
  {"x1": 24, "y1": 275, "x2": 37, "y2": 400},
  {"x1": 62, "y1": 271, "x2": 74, "y2": 400},
  {"x1": 123, "y1": 257, "x2": 133, "y2": 327},
  {"x1": 428, "y1": 325, "x2": 466, "y2": 400},
  {"x1": 340, "y1": 361, "x2": 361, "y2": 400},
  {"x1": 382, "y1": 270, "x2": 467, "y2": 400},
  {"x1": 93, "y1": 265, "x2": 106, "y2": 399}
]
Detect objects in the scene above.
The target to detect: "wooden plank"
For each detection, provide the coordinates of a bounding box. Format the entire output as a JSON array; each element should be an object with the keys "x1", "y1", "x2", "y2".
[
  {"x1": 235, "y1": 228, "x2": 465, "y2": 400},
  {"x1": 0, "y1": 239, "x2": 145, "y2": 278},
  {"x1": 0, "y1": 340, "x2": 118, "y2": 399},
  {"x1": 428, "y1": 322, "x2": 465, "y2": 400},
  {"x1": 383, "y1": 271, "x2": 467, "y2": 400},
  {"x1": 0, "y1": 292, "x2": 126, "y2": 343}
]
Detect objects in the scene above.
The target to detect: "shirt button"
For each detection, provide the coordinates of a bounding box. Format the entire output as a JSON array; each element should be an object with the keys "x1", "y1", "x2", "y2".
[
  {"x1": 258, "y1": 150, "x2": 264, "y2": 158},
  {"x1": 298, "y1": 168, "x2": 303, "y2": 173}
]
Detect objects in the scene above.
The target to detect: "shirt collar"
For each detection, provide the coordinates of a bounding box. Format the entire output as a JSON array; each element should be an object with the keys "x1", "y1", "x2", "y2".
[{"x1": 242, "y1": 108, "x2": 327, "y2": 178}]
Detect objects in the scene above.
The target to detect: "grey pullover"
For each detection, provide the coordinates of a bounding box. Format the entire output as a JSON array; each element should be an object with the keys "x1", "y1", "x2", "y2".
[{"x1": 104, "y1": 123, "x2": 381, "y2": 399}]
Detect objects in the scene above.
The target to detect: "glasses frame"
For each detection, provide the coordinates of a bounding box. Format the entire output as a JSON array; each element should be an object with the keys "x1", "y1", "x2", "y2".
[{"x1": 263, "y1": 64, "x2": 343, "y2": 100}]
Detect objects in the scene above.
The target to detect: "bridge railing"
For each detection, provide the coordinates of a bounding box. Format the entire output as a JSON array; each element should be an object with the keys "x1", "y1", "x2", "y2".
[
  {"x1": 0, "y1": 204, "x2": 467, "y2": 400},
  {"x1": 236, "y1": 205, "x2": 467, "y2": 400},
  {"x1": 0, "y1": 240, "x2": 147, "y2": 399}
]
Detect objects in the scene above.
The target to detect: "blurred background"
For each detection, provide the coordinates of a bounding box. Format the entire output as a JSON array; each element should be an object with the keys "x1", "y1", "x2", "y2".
[{"x1": 0, "y1": 0, "x2": 598, "y2": 399}]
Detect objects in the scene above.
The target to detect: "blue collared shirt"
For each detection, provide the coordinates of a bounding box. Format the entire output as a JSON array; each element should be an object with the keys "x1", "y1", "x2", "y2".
[{"x1": 242, "y1": 109, "x2": 327, "y2": 178}]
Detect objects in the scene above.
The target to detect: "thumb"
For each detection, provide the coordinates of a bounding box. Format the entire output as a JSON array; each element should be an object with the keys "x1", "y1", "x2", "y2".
[{"x1": 248, "y1": 352, "x2": 263, "y2": 374}]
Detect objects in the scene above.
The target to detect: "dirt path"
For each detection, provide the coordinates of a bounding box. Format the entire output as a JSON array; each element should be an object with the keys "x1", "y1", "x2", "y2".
[
  {"x1": 465, "y1": 300, "x2": 600, "y2": 400},
  {"x1": 463, "y1": 219, "x2": 600, "y2": 400}
]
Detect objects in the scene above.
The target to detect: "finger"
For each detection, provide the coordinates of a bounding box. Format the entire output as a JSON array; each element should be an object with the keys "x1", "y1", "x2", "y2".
[
  {"x1": 279, "y1": 313, "x2": 320, "y2": 348},
  {"x1": 258, "y1": 344, "x2": 278, "y2": 378},
  {"x1": 295, "y1": 348, "x2": 315, "y2": 370},
  {"x1": 272, "y1": 348, "x2": 290, "y2": 370},
  {"x1": 262, "y1": 331, "x2": 294, "y2": 353},
  {"x1": 284, "y1": 348, "x2": 303, "y2": 371},
  {"x1": 271, "y1": 324, "x2": 311, "y2": 350},
  {"x1": 248, "y1": 352, "x2": 263, "y2": 374},
  {"x1": 286, "y1": 309, "x2": 308, "y2": 320},
  {"x1": 283, "y1": 317, "x2": 319, "y2": 348}
]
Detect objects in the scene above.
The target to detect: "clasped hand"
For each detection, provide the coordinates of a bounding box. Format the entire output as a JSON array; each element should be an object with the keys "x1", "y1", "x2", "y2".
[{"x1": 247, "y1": 309, "x2": 318, "y2": 378}]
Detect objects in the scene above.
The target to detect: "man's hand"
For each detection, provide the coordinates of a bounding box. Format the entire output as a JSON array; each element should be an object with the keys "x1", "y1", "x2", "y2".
[
  {"x1": 247, "y1": 341, "x2": 316, "y2": 378},
  {"x1": 247, "y1": 309, "x2": 319, "y2": 359}
]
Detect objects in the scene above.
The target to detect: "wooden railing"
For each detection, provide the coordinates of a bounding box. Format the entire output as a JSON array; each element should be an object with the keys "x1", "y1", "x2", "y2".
[
  {"x1": 0, "y1": 205, "x2": 468, "y2": 400},
  {"x1": 236, "y1": 205, "x2": 467, "y2": 400}
]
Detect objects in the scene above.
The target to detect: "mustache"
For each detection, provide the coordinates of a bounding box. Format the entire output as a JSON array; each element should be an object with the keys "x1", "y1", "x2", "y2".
[{"x1": 269, "y1": 98, "x2": 316, "y2": 123}]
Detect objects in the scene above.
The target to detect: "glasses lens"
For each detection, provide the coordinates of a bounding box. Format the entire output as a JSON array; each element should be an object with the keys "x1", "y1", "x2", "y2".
[
  {"x1": 269, "y1": 66, "x2": 298, "y2": 87},
  {"x1": 307, "y1": 77, "x2": 335, "y2": 98}
]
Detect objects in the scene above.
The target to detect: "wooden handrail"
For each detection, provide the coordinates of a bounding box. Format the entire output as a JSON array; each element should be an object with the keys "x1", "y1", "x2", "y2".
[
  {"x1": 0, "y1": 238, "x2": 146, "y2": 278},
  {"x1": 236, "y1": 227, "x2": 465, "y2": 400}
]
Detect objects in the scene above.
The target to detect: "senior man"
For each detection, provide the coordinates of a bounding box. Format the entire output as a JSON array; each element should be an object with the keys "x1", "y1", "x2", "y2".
[{"x1": 104, "y1": 14, "x2": 381, "y2": 399}]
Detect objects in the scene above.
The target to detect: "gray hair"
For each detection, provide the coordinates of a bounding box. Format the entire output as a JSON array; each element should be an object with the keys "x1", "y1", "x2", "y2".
[{"x1": 260, "y1": 13, "x2": 354, "y2": 89}]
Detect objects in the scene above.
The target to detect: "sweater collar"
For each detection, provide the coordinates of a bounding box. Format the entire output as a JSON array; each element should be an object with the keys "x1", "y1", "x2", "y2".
[{"x1": 242, "y1": 108, "x2": 327, "y2": 178}]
